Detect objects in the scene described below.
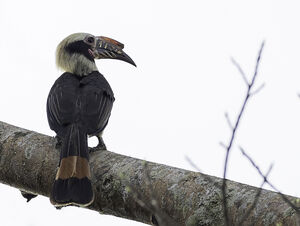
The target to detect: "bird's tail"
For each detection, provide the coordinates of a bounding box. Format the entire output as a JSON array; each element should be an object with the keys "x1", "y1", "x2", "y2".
[{"x1": 50, "y1": 124, "x2": 94, "y2": 207}]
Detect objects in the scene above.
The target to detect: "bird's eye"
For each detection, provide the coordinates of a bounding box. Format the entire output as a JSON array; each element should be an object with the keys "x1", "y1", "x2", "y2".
[{"x1": 87, "y1": 37, "x2": 95, "y2": 44}]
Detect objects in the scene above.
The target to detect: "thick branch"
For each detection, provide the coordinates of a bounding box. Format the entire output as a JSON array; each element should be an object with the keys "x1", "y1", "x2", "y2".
[{"x1": 0, "y1": 121, "x2": 299, "y2": 225}]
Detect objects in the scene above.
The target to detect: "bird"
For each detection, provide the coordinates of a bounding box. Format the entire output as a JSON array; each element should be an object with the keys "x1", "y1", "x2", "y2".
[{"x1": 46, "y1": 33, "x2": 135, "y2": 208}]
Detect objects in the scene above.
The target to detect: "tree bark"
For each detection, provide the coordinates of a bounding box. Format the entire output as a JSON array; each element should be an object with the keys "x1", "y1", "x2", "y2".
[{"x1": 0, "y1": 121, "x2": 299, "y2": 225}]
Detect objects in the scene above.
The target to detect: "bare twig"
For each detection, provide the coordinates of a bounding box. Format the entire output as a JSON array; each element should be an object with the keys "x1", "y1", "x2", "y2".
[
  {"x1": 238, "y1": 157, "x2": 273, "y2": 225},
  {"x1": 250, "y1": 82, "x2": 265, "y2": 96},
  {"x1": 222, "y1": 41, "x2": 265, "y2": 225},
  {"x1": 185, "y1": 156, "x2": 203, "y2": 173},
  {"x1": 231, "y1": 57, "x2": 249, "y2": 86},
  {"x1": 219, "y1": 142, "x2": 227, "y2": 149},
  {"x1": 185, "y1": 156, "x2": 222, "y2": 189},
  {"x1": 239, "y1": 147, "x2": 270, "y2": 180},
  {"x1": 225, "y1": 112, "x2": 234, "y2": 130},
  {"x1": 240, "y1": 147, "x2": 300, "y2": 215}
]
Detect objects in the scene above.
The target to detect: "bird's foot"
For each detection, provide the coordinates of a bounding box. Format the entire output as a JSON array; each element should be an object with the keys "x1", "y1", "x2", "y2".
[
  {"x1": 88, "y1": 147, "x2": 94, "y2": 153},
  {"x1": 89, "y1": 135, "x2": 107, "y2": 153},
  {"x1": 96, "y1": 136, "x2": 107, "y2": 150}
]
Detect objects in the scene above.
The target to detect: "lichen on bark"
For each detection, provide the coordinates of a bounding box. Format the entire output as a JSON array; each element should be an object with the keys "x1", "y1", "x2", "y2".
[{"x1": 0, "y1": 120, "x2": 299, "y2": 225}]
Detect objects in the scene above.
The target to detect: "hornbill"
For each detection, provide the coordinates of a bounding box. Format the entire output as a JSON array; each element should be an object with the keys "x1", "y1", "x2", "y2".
[{"x1": 46, "y1": 33, "x2": 135, "y2": 208}]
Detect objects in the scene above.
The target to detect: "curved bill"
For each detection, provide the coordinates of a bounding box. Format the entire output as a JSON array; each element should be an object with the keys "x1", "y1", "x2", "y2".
[{"x1": 89, "y1": 36, "x2": 136, "y2": 67}]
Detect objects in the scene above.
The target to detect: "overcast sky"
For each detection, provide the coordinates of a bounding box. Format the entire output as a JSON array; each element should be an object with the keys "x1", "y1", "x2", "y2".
[{"x1": 1, "y1": 0, "x2": 300, "y2": 225}]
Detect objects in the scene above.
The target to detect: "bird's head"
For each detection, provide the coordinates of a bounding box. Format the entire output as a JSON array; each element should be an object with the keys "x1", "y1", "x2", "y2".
[{"x1": 56, "y1": 33, "x2": 136, "y2": 76}]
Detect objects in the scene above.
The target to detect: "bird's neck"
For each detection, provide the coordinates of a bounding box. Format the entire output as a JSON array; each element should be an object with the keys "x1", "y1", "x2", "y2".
[
  {"x1": 57, "y1": 53, "x2": 98, "y2": 76},
  {"x1": 71, "y1": 54, "x2": 98, "y2": 76}
]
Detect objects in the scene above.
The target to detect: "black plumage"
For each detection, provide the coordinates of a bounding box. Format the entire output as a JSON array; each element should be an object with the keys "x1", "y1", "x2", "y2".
[{"x1": 47, "y1": 71, "x2": 114, "y2": 206}]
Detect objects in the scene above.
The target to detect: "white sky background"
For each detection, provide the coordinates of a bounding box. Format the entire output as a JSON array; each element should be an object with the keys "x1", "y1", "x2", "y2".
[{"x1": 1, "y1": 0, "x2": 300, "y2": 225}]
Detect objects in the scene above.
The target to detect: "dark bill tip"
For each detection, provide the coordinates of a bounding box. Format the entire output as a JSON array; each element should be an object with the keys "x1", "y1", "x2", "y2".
[
  {"x1": 94, "y1": 37, "x2": 136, "y2": 67},
  {"x1": 119, "y1": 51, "x2": 136, "y2": 67}
]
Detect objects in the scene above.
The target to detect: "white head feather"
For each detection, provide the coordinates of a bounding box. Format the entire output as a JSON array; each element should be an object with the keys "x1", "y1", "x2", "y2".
[{"x1": 56, "y1": 33, "x2": 98, "y2": 76}]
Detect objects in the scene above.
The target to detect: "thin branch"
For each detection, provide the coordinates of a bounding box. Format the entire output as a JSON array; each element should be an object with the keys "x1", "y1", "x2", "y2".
[
  {"x1": 185, "y1": 156, "x2": 203, "y2": 173},
  {"x1": 225, "y1": 112, "x2": 234, "y2": 130},
  {"x1": 219, "y1": 142, "x2": 227, "y2": 149},
  {"x1": 250, "y1": 82, "x2": 265, "y2": 96},
  {"x1": 231, "y1": 57, "x2": 249, "y2": 86},
  {"x1": 240, "y1": 147, "x2": 300, "y2": 214},
  {"x1": 238, "y1": 159, "x2": 273, "y2": 225},
  {"x1": 222, "y1": 41, "x2": 265, "y2": 225},
  {"x1": 185, "y1": 155, "x2": 222, "y2": 189},
  {"x1": 239, "y1": 147, "x2": 270, "y2": 179},
  {"x1": 251, "y1": 41, "x2": 265, "y2": 86}
]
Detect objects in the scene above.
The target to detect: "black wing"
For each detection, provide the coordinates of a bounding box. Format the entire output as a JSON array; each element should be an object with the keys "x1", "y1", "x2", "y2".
[{"x1": 47, "y1": 71, "x2": 114, "y2": 137}]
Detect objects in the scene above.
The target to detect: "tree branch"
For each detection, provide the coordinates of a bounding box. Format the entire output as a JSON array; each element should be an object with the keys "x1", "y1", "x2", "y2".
[
  {"x1": 222, "y1": 41, "x2": 265, "y2": 225},
  {"x1": 0, "y1": 121, "x2": 299, "y2": 225}
]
